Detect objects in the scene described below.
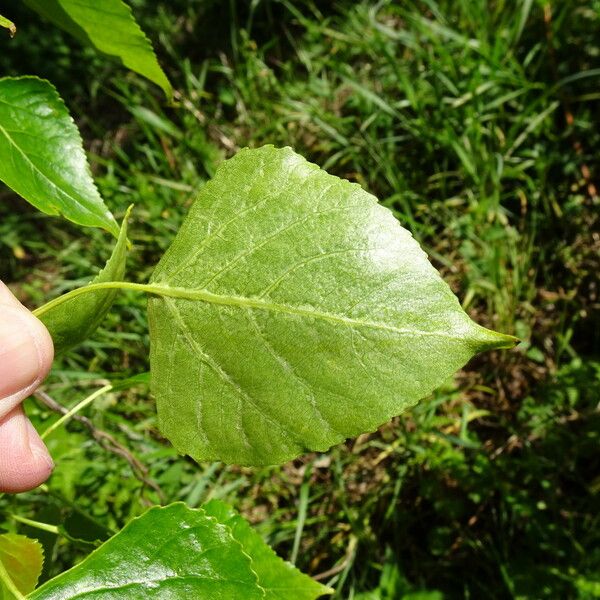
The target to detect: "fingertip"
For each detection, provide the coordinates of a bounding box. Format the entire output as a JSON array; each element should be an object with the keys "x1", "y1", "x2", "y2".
[
  {"x1": 1, "y1": 280, "x2": 55, "y2": 372},
  {"x1": 0, "y1": 407, "x2": 53, "y2": 493},
  {"x1": 0, "y1": 282, "x2": 55, "y2": 493},
  {"x1": 29, "y1": 308, "x2": 55, "y2": 381},
  {"x1": 0, "y1": 280, "x2": 22, "y2": 307},
  {"x1": 0, "y1": 285, "x2": 54, "y2": 418}
]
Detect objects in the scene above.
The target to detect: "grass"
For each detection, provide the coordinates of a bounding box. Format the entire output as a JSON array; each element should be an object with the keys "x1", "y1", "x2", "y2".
[{"x1": 0, "y1": 0, "x2": 599, "y2": 597}]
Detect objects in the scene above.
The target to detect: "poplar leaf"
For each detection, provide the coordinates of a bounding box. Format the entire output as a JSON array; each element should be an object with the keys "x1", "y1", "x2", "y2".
[
  {"x1": 0, "y1": 533, "x2": 43, "y2": 599},
  {"x1": 204, "y1": 499, "x2": 333, "y2": 599},
  {"x1": 147, "y1": 146, "x2": 516, "y2": 465},
  {"x1": 29, "y1": 504, "x2": 265, "y2": 599},
  {"x1": 0, "y1": 77, "x2": 119, "y2": 236},
  {"x1": 23, "y1": 0, "x2": 172, "y2": 100}
]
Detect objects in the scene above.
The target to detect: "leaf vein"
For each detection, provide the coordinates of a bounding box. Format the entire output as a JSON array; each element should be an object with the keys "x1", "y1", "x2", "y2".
[{"x1": 163, "y1": 299, "x2": 298, "y2": 453}]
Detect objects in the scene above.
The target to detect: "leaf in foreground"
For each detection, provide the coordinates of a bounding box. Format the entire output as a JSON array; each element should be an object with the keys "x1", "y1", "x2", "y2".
[
  {"x1": 29, "y1": 503, "x2": 265, "y2": 599},
  {"x1": 0, "y1": 76, "x2": 118, "y2": 236},
  {"x1": 204, "y1": 499, "x2": 333, "y2": 599},
  {"x1": 37, "y1": 208, "x2": 130, "y2": 354},
  {"x1": 22, "y1": 0, "x2": 172, "y2": 100},
  {"x1": 0, "y1": 533, "x2": 43, "y2": 599},
  {"x1": 148, "y1": 145, "x2": 516, "y2": 465}
]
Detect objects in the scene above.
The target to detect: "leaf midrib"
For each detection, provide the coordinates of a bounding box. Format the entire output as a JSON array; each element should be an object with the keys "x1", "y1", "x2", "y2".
[{"x1": 149, "y1": 282, "x2": 469, "y2": 341}]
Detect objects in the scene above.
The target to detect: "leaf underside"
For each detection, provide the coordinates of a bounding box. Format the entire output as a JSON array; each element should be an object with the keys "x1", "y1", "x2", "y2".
[
  {"x1": 38, "y1": 208, "x2": 130, "y2": 354},
  {"x1": 23, "y1": 0, "x2": 172, "y2": 99},
  {"x1": 29, "y1": 504, "x2": 264, "y2": 599},
  {"x1": 0, "y1": 76, "x2": 118, "y2": 236},
  {"x1": 148, "y1": 145, "x2": 515, "y2": 466}
]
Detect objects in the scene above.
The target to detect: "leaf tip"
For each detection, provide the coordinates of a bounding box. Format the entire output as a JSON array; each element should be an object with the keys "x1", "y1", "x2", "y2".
[{"x1": 471, "y1": 325, "x2": 520, "y2": 352}]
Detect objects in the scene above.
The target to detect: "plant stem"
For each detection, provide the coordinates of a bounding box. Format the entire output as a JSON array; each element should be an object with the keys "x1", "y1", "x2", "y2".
[
  {"x1": 41, "y1": 384, "x2": 113, "y2": 441},
  {"x1": 12, "y1": 515, "x2": 59, "y2": 535}
]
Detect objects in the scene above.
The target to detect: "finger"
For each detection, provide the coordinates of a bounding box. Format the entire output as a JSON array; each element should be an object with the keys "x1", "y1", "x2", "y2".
[
  {"x1": 0, "y1": 280, "x2": 55, "y2": 492},
  {"x1": 0, "y1": 280, "x2": 23, "y2": 307},
  {"x1": 0, "y1": 405, "x2": 54, "y2": 493},
  {"x1": 0, "y1": 281, "x2": 54, "y2": 420}
]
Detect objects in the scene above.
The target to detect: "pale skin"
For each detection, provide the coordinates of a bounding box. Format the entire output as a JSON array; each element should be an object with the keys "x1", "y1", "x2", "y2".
[{"x1": 0, "y1": 281, "x2": 54, "y2": 493}]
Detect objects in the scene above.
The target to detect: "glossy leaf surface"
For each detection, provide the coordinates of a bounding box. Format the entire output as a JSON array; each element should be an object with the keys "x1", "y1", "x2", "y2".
[
  {"x1": 37, "y1": 209, "x2": 130, "y2": 354},
  {"x1": 0, "y1": 534, "x2": 43, "y2": 599},
  {"x1": 23, "y1": 0, "x2": 171, "y2": 99},
  {"x1": 0, "y1": 77, "x2": 118, "y2": 236},
  {"x1": 29, "y1": 503, "x2": 265, "y2": 599},
  {"x1": 148, "y1": 146, "x2": 515, "y2": 465},
  {"x1": 204, "y1": 499, "x2": 332, "y2": 599}
]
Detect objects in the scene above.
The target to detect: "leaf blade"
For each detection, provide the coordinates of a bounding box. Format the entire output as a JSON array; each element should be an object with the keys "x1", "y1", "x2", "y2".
[
  {"x1": 37, "y1": 207, "x2": 130, "y2": 354},
  {"x1": 0, "y1": 76, "x2": 118, "y2": 236},
  {"x1": 148, "y1": 145, "x2": 516, "y2": 465},
  {"x1": 0, "y1": 533, "x2": 43, "y2": 598},
  {"x1": 22, "y1": 0, "x2": 172, "y2": 99},
  {"x1": 29, "y1": 503, "x2": 265, "y2": 599},
  {"x1": 204, "y1": 499, "x2": 333, "y2": 599}
]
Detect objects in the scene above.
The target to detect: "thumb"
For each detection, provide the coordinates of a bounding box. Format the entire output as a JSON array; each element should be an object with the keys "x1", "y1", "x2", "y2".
[{"x1": 0, "y1": 281, "x2": 54, "y2": 492}]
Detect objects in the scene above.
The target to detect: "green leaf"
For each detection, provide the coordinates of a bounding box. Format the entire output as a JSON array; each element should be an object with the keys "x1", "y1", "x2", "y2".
[
  {"x1": 0, "y1": 533, "x2": 43, "y2": 599},
  {"x1": 204, "y1": 499, "x2": 333, "y2": 599},
  {"x1": 0, "y1": 15, "x2": 16, "y2": 37},
  {"x1": 37, "y1": 207, "x2": 130, "y2": 354},
  {"x1": 29, "y1": 503, "x2": 265, "y2": 599},
  {"x1": 22, "y1": 0, "x2": 172, "y2": 100},
  {"x1": 148, "y1": 145, "x2": 516, "y2": 465},
  {"x1": 0, "y1": 76, "x2": 119, "y2": 236}
]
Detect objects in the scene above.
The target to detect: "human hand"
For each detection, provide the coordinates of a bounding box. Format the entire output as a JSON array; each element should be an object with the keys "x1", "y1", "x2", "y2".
[{"x1": 0, "y1": 281, "x2": 54, "y2": 493}]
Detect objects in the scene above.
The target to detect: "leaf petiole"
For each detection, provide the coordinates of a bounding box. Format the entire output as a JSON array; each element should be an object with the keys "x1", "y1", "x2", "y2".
[
  {"x1": 33, "y1": 281, "x2": 164, "y2": 318},
  {"x1": 12, "y1": 515, "x2": 59, "y2": 535}
]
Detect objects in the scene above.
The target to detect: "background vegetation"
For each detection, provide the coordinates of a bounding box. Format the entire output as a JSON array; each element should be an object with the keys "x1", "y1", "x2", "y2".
[{"x1": 0, "y1": 0, "x2": 598, "y2": 597}]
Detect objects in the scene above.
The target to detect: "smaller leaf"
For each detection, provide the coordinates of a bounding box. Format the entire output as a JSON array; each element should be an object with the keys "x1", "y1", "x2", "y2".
[
  {"x1": 0, "y1": 76, "x2": 119, "y2": 236},
  {"x1": 0, "y1": 15, "x2": 16, "y2": 37},
  {"x1": 22, "y1": 0, "x2": 172, "y2": 100},
  {"x1": 29, "y1": 503, "x2": 265, "y2": 599},
  {"x1": 204, "y1": 499, "x2": 333, "y2": 600},
  {"x1": 0, "y1": 533, "x2": 44, "y2": 598},
  {"x1": 37, "y1": 207, "x2": 131, "y2": 354}
]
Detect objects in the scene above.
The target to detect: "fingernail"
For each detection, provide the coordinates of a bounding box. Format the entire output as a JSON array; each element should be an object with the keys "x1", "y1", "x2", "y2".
[{"x1": 0, "y1": 308, "x2": 43, "y2": 398}]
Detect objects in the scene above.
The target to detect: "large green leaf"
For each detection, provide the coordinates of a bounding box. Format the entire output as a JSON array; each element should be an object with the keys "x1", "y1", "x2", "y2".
[
  {"x1": 36, "y1": 208, "x2": 130, "y2": 354},
  {"x1": 204, "y1": 499, "x2": 332, "y2": 599},
  {"x1": 0, "y1": 534, "x2": 43, "y2": 599},
  {"x1": 29, "y1": 503, "x2": 265, "y2": 599},
  {"x1": 147, "y1": 145, "x2": 516, "y2": 465},
  {"x1": 0, "y1": 77, "x2": 119, "y2": 236},
  {"x1": 23, "y1": 0, "x2": 172, "y2": 100}
]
